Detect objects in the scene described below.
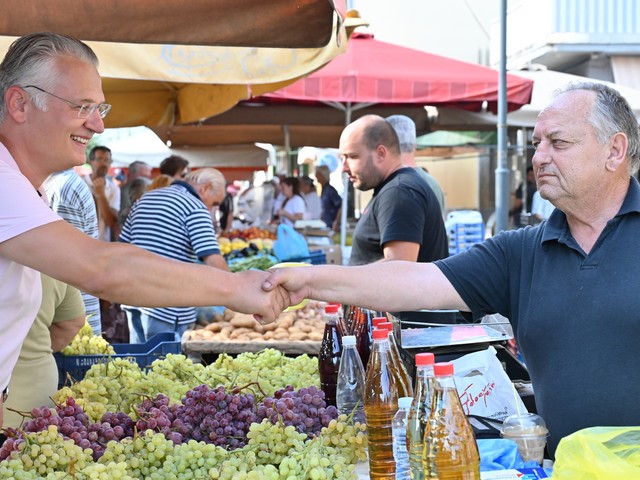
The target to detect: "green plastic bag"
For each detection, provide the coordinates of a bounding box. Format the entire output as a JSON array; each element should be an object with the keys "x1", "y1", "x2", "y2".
[{"x1": 554, "y1": 427, "x2": 640, "y2": 479}]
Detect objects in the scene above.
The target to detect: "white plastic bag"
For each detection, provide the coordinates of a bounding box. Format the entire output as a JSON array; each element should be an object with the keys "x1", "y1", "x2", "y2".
[{"x1": 452, "y1": 346, "x2": 527, "y2": 421}]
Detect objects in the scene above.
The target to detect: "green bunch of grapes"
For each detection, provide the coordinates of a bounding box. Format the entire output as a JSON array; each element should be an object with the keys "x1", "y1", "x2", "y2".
[
  {"x1": 0, "y1": 425, "x2": 93, "y2": 478},
  {"x1": 98, "y1": 430, "x2": 174, "y2": 479},
  {"x1": 320, "y1": 415, "x2": 368, "y2": 464},
  {"x1": 61, "y1": 322, "x2": 115, "y2": 356}
]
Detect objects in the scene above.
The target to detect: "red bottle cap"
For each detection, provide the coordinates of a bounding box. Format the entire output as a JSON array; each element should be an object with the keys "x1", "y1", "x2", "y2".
[
  {"x1": 372, "y1": 328, "x2": 389, "y2": 340},
  {"x1": 372, "y1": 316, "x2": 387, "y2": 327},
  {"x1": 378, "y1": 322, "x2": 394, "y2": 331},
  {"x1": 328, "y1": 302, "x2": 342, "y2": 309},
  {"x1": 434, "y1": 362, "x2": 454, "y2": 376},
  {"x1": 324, "y1": 304, "x2": 340, "y2": 314},
  {"x1": 415, "y1": 353, "x2": 435, "y2": 366}
]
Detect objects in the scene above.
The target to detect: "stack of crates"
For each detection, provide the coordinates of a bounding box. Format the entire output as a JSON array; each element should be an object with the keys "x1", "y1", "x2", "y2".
[{"x1": 446, "y1": 210, "x2": 485, "y2": 256}]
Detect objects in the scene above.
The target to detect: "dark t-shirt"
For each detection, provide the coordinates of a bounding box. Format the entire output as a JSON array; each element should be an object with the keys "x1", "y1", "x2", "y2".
[
  {"x1": 320, "y1": 183, "x2": 342, "y2": 227},
  {"x1": 349, "y1": 167, "x2": 448, "y2": 266},
  {"x1": 435, "y1": 177, "x2": 640, "y2": 457}
]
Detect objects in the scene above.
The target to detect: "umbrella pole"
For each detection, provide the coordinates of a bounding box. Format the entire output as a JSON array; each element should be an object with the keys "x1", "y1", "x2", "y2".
[
  {"x1": 340, "y1": 103, "x2": 352, "y2": 264},
  {"x1": 495, "y1": 0, "x2": 510, "y2": 233}
]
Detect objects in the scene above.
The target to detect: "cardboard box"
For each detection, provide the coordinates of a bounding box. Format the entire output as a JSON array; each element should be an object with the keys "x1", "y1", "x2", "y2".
[
  {"x1": 480, "y1": 468, "x2": 551, "y2": 479},
  {"x1": 313, "y1": 245, "x2": 342, "y2": 265}
]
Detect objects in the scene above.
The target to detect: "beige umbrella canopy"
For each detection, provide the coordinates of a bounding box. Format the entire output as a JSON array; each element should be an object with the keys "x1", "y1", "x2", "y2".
[{"x1": 0, "y1": 1, "x2": 365, "y2": 127}]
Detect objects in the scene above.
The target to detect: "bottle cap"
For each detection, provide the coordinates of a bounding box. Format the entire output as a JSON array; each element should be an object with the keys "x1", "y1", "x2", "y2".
[
  {"x1": 342, "y1": 335, "x2": 356, "y2": 346},
  {"x1": 415, "y1": 353, "x2": 435, "y2": 366},
  {"x1": 328, "y1": 302, "x2": 342, "y2": 309},
  {"x1": 434, "y1": 362, "x2": 454, "y2": 376},
  {"x1": 378, "y1": 322, "x2": 393, "y2": 331},
  {"x1": 372, "y1": 316, "x2": 387, "y2": 327},
  {"x1": 398, "y1": 396, "x2": 413, "y2": 409},
  {"x1": 371, "y1": 328, "x2": 389, "y2": 340},
  {"x1": 324, "y1": 304, "x2": 340, "y2": 314}
]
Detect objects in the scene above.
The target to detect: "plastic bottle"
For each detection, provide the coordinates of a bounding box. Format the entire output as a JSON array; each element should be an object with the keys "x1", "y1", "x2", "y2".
[
  {"x1": 407, "y1": 353, "x2": 435, "y2": 480},
  {"x1": 392, "y1": 396, "x2": 413, "y2": 480},
  {"x1": 336, "y1": 335, "x2": 366, "y2": 424},
  {"x1": 377, "y1": 321, "x2": 413, "y2": 397},
  {"x1": 327, "y1": 303, "x2": 348, "y2": 337},
  {"x1": 364, "y1": 328, "x2": 399, "y2": 480},
  {"x1": 318, "y1": 304, "x2": 343, "y2": 407},
  {"x1": 424, "y1": 362, "x2": 480, "y2": 480},
  {"x1": 353, "y1": 307, "x2": 373, "y2": 368}
]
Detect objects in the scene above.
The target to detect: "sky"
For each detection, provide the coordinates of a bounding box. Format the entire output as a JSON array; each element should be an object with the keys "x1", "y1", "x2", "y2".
[{"x1": 350, "y1": 0, "x2": 499, "y2": 64}]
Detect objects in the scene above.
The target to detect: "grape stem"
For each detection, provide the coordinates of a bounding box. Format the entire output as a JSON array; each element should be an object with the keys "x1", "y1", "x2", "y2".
[{"x1": 231, "y1": 381, "x2": 268, "y2": 398}]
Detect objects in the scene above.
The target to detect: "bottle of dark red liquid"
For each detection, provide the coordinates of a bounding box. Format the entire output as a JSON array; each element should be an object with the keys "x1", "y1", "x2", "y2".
[
  {"x1": 318, "y1": 304, "x2": 343, "y2": 407},
  {"x1": 352, "y1": 307, "x2": 373, "y2": 370}
]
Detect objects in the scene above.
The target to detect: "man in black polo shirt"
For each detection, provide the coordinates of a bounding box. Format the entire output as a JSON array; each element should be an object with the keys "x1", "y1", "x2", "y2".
[{"x1": 341, "y1": 115, "x2": 449, "y2": 325}]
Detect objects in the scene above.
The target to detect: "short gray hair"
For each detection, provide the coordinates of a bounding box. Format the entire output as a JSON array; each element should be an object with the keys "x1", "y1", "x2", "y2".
[
  {"x1": 185, "y1": 168, "x2": 226, "y2": 195},
  {"x1": 0, "y1": 32, "x2": 99, "y2": 123},
  {"x1": 386, "y1": 114, "x2": 417, "y2": 154},
  {"x1": 560, "y1": 82, "x2": 640, "y2": 175}
]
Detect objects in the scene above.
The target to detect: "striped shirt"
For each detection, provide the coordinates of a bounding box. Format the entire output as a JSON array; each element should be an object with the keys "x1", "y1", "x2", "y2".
[
  {"x1": 119, "y1": 181, "x2": 220, "y2": 325},
  {"x1": 44, "y1": 169, "x2": 102, "y2": 334}
]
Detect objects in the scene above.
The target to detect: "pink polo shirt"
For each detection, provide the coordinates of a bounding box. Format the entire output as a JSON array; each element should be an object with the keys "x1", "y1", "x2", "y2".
[{"x1": 0, "y1": 143, "x2": 61, "y2": 391}]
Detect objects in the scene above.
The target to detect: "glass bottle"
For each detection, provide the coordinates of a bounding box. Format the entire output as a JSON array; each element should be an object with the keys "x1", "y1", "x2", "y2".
[
  {"x1": 424, "y1": 362, "x2": 480, "y2": 480},
  {"x1": 364, "y1": 328, "x2": 399, "y2": 480},
  {"x1": 407, "y1": 353, "x2": 435, "y2": 480},
  {"x1": 377, "y1": 320, "x2": 413, "y2": 397},
  {"x1": 318, "y1": 304, "x2": 343, "y2": 407},
  {"x1": 336, "y1": 335, "x2": 366, "y2": 424}
]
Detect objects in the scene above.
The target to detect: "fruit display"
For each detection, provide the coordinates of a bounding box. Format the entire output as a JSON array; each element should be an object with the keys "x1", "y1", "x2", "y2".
[
  {"x1": 219, "y1": 227, "x2": 276, "y2": 258},
  {"x1": 186, "y1": 301, "x2": 325, "y2": 352},
  {"x1": 0, "y1": 349, "x2": 367, "y2": 479}
]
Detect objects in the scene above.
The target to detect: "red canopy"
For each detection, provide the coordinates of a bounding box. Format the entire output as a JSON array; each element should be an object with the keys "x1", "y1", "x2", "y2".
[{"x1": 259, "y1": 32, "x2": 533, "y2": 113}]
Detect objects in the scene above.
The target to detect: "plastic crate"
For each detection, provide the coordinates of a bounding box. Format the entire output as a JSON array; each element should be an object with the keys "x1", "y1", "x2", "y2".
[
  {"x1": 54, "y1": 332, "x2": 181, "y2": 388},
  {"x1": 284, "y1": 249, "x2": 327, "y2": 265}
]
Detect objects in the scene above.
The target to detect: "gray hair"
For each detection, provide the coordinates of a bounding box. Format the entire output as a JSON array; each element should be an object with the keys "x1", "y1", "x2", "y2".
[
  {"x1": 386, "y1": 114, "x2": 417, "y2": 154},
  {"x1": 185, "y1": 168, "x2": 226, "y2": 195},
  {"x1": 0, "y1": 32, "x2": 99, "y2": 123},
  {"x1": 559, "y1": 82, "x2": 640, "y2": 175}
]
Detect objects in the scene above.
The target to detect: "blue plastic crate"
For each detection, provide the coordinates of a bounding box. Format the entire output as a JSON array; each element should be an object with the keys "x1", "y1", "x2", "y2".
[
  {"x1": 284, "y1": 249, "x2": 327, "y2": 265},
  {"x1": 54, "y1": 332, "x2": 181, "y2": 388}
]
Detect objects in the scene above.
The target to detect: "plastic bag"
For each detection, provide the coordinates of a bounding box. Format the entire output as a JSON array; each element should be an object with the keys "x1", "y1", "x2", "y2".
[
  {"x1": 553, "y1": 427, "x2": 640, "y2": 479},
  {"x1": 274, "y1": 224, "x2": 309, "y2": 261},
  {"x1": 451, "y1": 346, "x2": 527, "y2": 421},
  {"x1": 478, "y1": 438, "x2": 540, "y2": 471}
]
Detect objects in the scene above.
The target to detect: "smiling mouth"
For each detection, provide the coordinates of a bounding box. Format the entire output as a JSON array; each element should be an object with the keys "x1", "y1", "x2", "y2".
[{"x1": 71, "y1": 135, "x2": 89, "y2": 145}]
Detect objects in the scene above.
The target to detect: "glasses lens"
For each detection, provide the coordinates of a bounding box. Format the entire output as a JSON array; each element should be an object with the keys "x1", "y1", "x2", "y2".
[{"x1": 77, "y1": 103, "x2": 112, "y2": 119}]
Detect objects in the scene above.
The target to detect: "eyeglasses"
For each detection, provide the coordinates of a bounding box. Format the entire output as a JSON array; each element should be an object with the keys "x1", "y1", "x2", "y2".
[{"x1": 22, "y1": 85, "x2": 112, "y2": 119}]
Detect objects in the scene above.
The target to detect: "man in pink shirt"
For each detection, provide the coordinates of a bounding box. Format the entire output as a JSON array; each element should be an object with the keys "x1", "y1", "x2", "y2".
[{"x1": 0, "y1": 32, "x2": 290, "y2": 427}]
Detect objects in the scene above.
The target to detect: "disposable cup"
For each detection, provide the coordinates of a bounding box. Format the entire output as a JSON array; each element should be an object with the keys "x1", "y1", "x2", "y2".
[{"x1": 500, "y1": 413, "x2": 549, "y2": 465}]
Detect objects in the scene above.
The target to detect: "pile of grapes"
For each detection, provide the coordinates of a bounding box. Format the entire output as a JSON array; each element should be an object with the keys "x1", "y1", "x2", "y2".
[
  {"x1": 1, "y1": 386, "x2": 366, "y2": 479},
  {"x1": 1, "y1": 349, "x2": 367, "y2": 478}
]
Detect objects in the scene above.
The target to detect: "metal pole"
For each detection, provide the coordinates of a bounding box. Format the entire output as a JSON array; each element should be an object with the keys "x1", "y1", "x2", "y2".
[
  {"x1": 495, "y1": 0, "x2": 509, "y2": 233},
  {"x1": 340, "y1": 103, "x2": 352, "y2": 263}
]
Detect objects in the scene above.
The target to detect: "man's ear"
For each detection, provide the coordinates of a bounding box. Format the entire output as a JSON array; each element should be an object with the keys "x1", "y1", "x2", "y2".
[
  {"x1": 5, "y1": 86, "x2": 29, "y2": 122},
  {"x1": 606, "y1": 132, "x2": 628, "y2": 172}
]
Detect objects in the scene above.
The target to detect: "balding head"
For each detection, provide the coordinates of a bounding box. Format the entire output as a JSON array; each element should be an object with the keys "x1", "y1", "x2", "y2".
[{"x1": 340, "y1": 115, "x2": 403, "y2": 191}]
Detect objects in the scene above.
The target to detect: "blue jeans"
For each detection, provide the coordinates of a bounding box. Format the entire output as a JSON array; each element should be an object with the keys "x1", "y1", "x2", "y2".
[{"x1": 126, "y1": 309, "x2": 191, "y2": 343}]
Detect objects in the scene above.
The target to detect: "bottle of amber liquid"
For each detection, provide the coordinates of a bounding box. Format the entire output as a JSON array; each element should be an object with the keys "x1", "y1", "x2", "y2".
[
  {"x1": 424, "y1": 362, "x2": 480, "y2": 480},
  {"x1": 364, "y1": 328, "x2": 399, "y2": 480},
  {"x1": 377, "y1": 321, "x2": 413, "y2": 398}
]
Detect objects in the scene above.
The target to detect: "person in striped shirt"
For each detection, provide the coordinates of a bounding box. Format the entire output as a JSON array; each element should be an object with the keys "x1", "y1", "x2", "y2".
[{"x1": 119, "y1": 168, "x2": 228, "y2": 342}]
